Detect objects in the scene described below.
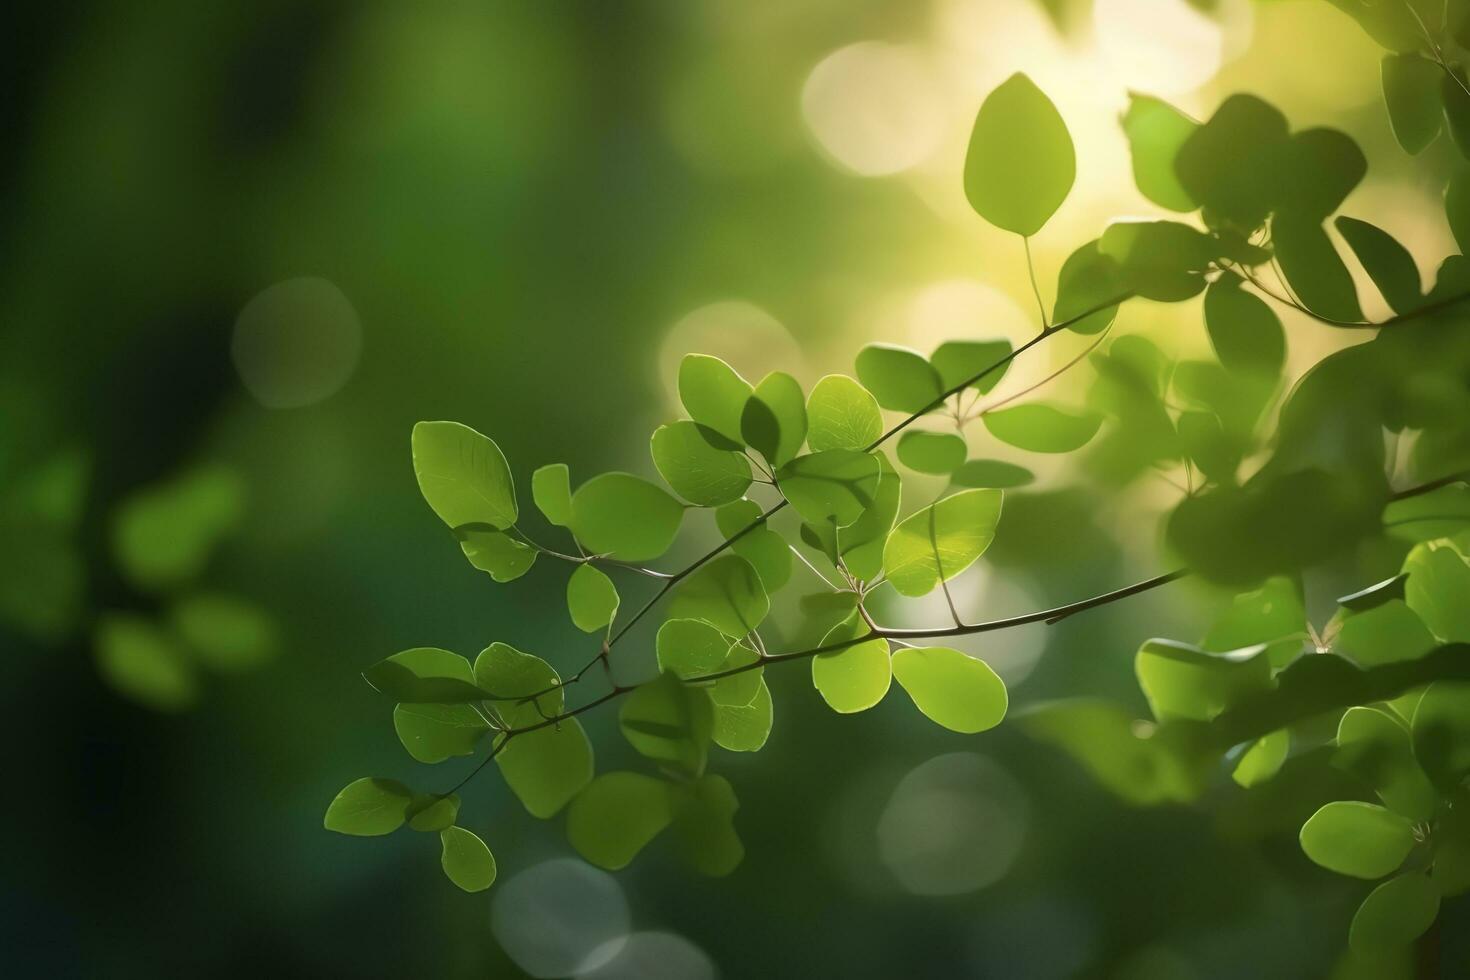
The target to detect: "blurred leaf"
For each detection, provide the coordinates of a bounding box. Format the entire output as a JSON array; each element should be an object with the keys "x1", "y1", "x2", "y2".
[
  {"x1": 929, "y1": 340, "x2": 1013, "y2": 394},
  {"x1": 111, "y1": 465, "x2": 245, "y2": 593},
  {"x1": 531, "y1": 463, "x2": 573, "y2": 526},
  {"x1": 169, "y1": 593, "x2": 278, "y2": 671},
  {"x1": 1349, "y1": 873, "x2": 1439, "y2": 955},
  {"x1": 1202, "y1": 575, "x2": 1304, "y2": 669},
  {"x1": 776, "y1": 449, "x2": 881, "y2": 528},
  {"x1": 741, "y1": 371, "x2": 806, "y2": 468},
  {"x1": 570, "y1": 473, "x2": 684, "y2": 561},
  {"x1": 363, "y1": 647, "x2": 486, "y2": 704},
  {"x1": 983, "y1": 403, "x2": 1101, "y2": 453},
  {"x1": 1444, "y1": 170, "x2": 1470, "y2": 256},
  {"x1": 1334, "y1": 706, "x2": 1436, "y2": 821},
  {"x1": 498, "y1": 720, "x2": 594, "y2": 818},
  {"x1": 714, "y1": 498, "x2": 791, "y2": 591},
  {"x1": 812, "y1": 618, "x2": 890, "y2": 714},
  {"x1": 1404, "y1": 538, "x2": 1470, "y2": 641},
  {"x1": 1099, "y1": 220, "x2": 1215, "y2": 301},
  {"x1": 1333, "y1": 600, "x2": 1438, "y2": 667},
  {"x1": 963, "y1": 72, "x2": 1075, "y2": 236},
  {"x1": 1054, "y1": 240, "x2": 1126, "y2": 334},
  {"x1": 882, "y1": 488, "x2": 1002, "y2": 597},
  {"x1": 411, "y1": 421, "x2": 517, "y2": 531},
  {"x1": 1135, "y1": 638, "x2": 1273, "y2": 723},
  {"x1": 854, "y1": 344, "x2": 943, "y2": 414},
  {"x1": 679, "y1": 354, "x2": 751, "y2": 447},
  {"x1": 657, "y1": 618, "x2": 733, "y2": 678},
  {"x1": 619, "y1": 671, "x2": 713, "y2": 776},
  {"x1": 671, "y1": 774, "x2": 743, "y2": 876},
  {"x1": 651, "y1": 421, "x2": 751, "y2": 507},
  {"x1": 1275, "y1": 128, "x2": 1365, "y2": 220},
  {"x1": 1176, "y1": 94, "x2": 1289, "y2": 231},
  {"x1": 455, "y1": 527, "x2": 536, "y2": 582},
  {"x1": 712, "y1": 679, "x2": 773, "y2": 752},
  {"x1": 1442, "y1": 69, "x2": 1470, "y2": 159},
  {"x1": 1299, "y1": 801, "x2": 1415, "y2": 879},
  {"x1": 1233, "y1": 730, "x2": 1289, "y2": 787},
  {"x1": 566, "y1": 563, "x2": 619, "y2": 633},
  {"x1": 1339, "y1": 574, "x2": 1409, "y2": 612},
  {"x1": 667, "y1": 554, "x2": 768, "y2": 638},
  {"x1": 1335, "y1": 217, "x2": 1423, "y2": 315},
  {"x1": 1204, "y1": 272, "x2": 1285, "y2": 377},
  {"x1": 950, "y1": 459, "x2": 1034, "y2": 489},
  {"x1": 567, "y1": 772, "x2": 673, "y2": 870},
  {"x1": 896, "y1": 430, "x2": 967, "y2": 475},
  {"x1": 1121, "y1": 93, "x2": 1197, "y2": 211},
  {"x1": 439, "y1": 826, "x2": 496, "y2": 892},
  {"x1": 94, "y1": 613, "x2": 197, "y2": 712},
  {"x1": 1411, "y1": 681, "x2": 1470, "y2": 789},
  {"x1": 393, "y1": 703, "x2": 490, "y2": 764},
  {"x1": 1384, "y1": 483, "x2": 1470, "y2": 542},
  {"x1": 892, "y1": 646, "x2": 1007, "y2": 733},
  {"x1": 323, "y1": 777, "x2": 413, "y2": 837},
  {"x1": 806, "y1": 375, "x2": 883, "y2": 451}
]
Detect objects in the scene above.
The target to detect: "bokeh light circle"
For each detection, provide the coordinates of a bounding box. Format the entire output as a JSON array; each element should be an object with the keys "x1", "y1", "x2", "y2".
[
  {"x1": 491, "y1": 859, "x2": 631, "y2": 978},
  {"x1": 1093, "y1": 0, "x2": 1252, "y2": 96},
  {"x1": 231, "y1": 277, "x2": 361, "y2": 408},
  {"x1": 578, "y1": 931, "x2": 717, "y2": 980},
  {"x1": 801, "y1": 42, "x2": 946, "y2": 176},
  {"x1": 658, "y1": 301, "x2": 804, "y2": 407}
]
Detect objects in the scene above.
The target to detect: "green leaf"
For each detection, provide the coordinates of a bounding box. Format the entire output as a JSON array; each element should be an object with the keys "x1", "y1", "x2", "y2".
[
  {"x1": 671, "y1": 774, "x2": 744, "y2": 877},
  {"x1": 812, "y1": 618, "x2": 890, "y2": 714},
  {"x1": 411, "y1": 421, "x2": 517, "y2": 531},
  {"x1": 1176, "y1": 94, "x2": 1289, "y2": 231},
  {"x1": 407, "y1": 793, "x2": 460, "y2": 832},
  {"x1": 1385, "y1": 483, "x2": 1470, "y2": 542},
  {"x1": 679, "y1": 354, "x2": 752, "y2": 446},
  {"x1": 1274, "y1": 128, "x2": 1365, "y2": 221},
  {"x1": 1442, "y1": 68, "x2": 1470, "y2": 159},
  {"x1": 854, "y1": 344, "x2": 943, "y2": 414},
  {"x1": 1382, "y1": 53, "x2": 1443, "y2": 154},
  {"x1": 650, "y1": 421, "x2": 751, "y2": 507},
  {"x1": 94, "y1": 614, "x2": 197, "y2": 711},
  {"x1": 1272, "y1": 212, "x2": 1364, "y2": 322},
  {"x1": 657, "y1": 618, "x2": 733, "y2": 678},
  {"x1": 929, "y1": 340, "x2": 1013, "y2": 394},
  {"x1": 566, "y1": 564, "x2": 619, "y2": 633},
  {"x1": 1098, "y1": 220, "x2": 1215, "y2": 301},
  {"x1": 1201, "y1": 575, "x2": 1305, "y2": 669},
  {"x1": 567, "y1": 772, "x2": 673, "y2": 870},
  {"x1": 713, "y1": 680, "x2": 774, "y2": 752},
  {"x1": 1332, "y1": 601, "x2": 1438, "y2": 667},
  {"x1": 1203, "y1": 273, "x2": 1285, "y2": 377},
  {"x1": 1404, "y1": 539, "x2": 1470, "y2": 641},
  {"x1": 168, "y1": 593, "x2": 277, "y2": 671},
  {"x1": 1350, "y1": 873, "x2": 1440, "y2": 955},
  {"x1": 1232, "y1": 729, "x2": 1289, "y2": 788},
  {"x1": 1335, "y1": 706, "x2": 1437, "y2": 821},
  {"x1": 950, "y1": 459, "x2": 1033, "y2": 490},
  {"x1": 806, "y1": 374, "x2": 883, "y2": 451},
  {"x1": 1177, "y1": 411, "x2": 1237, "y2": 485},
  {"x1": 455, "y1": 527, "x2": 536, "y2": 582},
  {"x1": 498, "y1": 719, "x2": 594, "y2": 818},
  {"x1": 1445, "y1": 170, "x2": 1470, "y2": 256},
  {"x1": 393, "y1": 703, "x2": 491, "y2": 764},
  {"x1": 531, "y1": 463, "x2": 573, "y2": 526},
  {"x1": 667, "y1": 554, "x2": 769, "y2": 638},
  {"x1": 619, "y1": 671, "x2": 713, "y2": 775},
  {"x1": 1299, "y1": 801, "x2": 1415, "y2": 879},
  {"x1": 110, "y1": 465, "x2": 245, "y2": 593},
  {"x1": 1335, "y1": 216, "x2": 1423, "y2": 315},
  {"x1": 709, "y1": 643, "x2": 762, "y2": 707},
  {"x1": 1411, "y1": 681, "x2": 1470, "y2": 790},
  {"x1": 963, "y1": 72, "x2": 1075, "y2": 236},
  {"x1": 836, "y1": 453, "x2": 902, "y2": 581},
  {"x1": 776, "y1": 450, "x2": 882, "y2": 528},
  {"x1": 714, "y1": 499, "x2": 791, "y2": 591},
  {"x1": 891, "y1": 646, "x2": 1007, "y2": 734},
  {"x1": 362, "y1": 647, "x2": 486, "y2": 704},
  {"x1": 983, "y1": 403, "x2": 1101, "y2": 453},
  {"x1": 896, "y1": 431, "x2": 967, "y2": 475},
  {"x1": 570, "y1": 473, "x2": 684, "y2": 562},
  {"x1": 882, "y1": 488, "x2": 1002, "y2": 597},
  {"x1": 1135, "y1": 639, "x2": 1273, "y2": 722},
  {"x1": 1339, "y1": 574, "x2": 1410, "y2": 613},
  {"x1": 439, "y1": 826, "x2": 496, "y2": 892},
  {"x1": 1121, "y1": 93, "x2": 1197, "y2": 211},
  {"x1": 473, "y1": 642, "x2": 562, "y2": 723},
  {"x1": 324, "y1": 777, "x2": 413, "y2": 836},
  {"x1": 1054, "y1": 240, "x2": 1125, "y2": 335},
  {"x1": 741, "y1": 371, "x2": 807, "y2": 467}
]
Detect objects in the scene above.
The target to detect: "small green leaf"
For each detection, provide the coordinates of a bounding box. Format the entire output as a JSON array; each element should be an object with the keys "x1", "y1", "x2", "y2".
[
  {"x1": 657, "y1": 618, "x2": 733, "y2": 678},
  {"x1": 1332, "y1": 601, "x2": 1438, "y2": 667},
  {"x1": 963, "y1": 72, "x2": 1075, "y2": 236},
  {"x1": 455, "y1": 527, "x2": 536, "y2": 582},
  {"x1": 393, "y1": 703, "x2": 490, "y2": 764},
  {"x1": 651, "y1": 421, "x2": 752, "y2": 507},
  {"x1": 407, "y1": 793, "x2": 460, "y2": 832},
  {"x1": 1382, "y1": 53, "x2": 1443, "y2": 154},
  {"x1": 714, "y1": 499, "x2": 791, "y2": 591},
  {"x1": 619, "y1": 671, "x2": 714, "y2": 775},
  {"x1": 1099, "y1": 220, "x2": 1215, "y2": 301},
  {"x1": 567, "y1": 564, "x2": 619, "y2": 633},
  {"x1": 854, "y1": 344, "x2": 944, "y2": 414},
  {"x1": 896, "y1": 431, "x2": 967, "y2": 475},
  {"x1": 882, "y1": 488, "x2": 1003, "y2": 597},
  {"x1": 708, "y1": 643, "x2": 762, "y2": 707},
  {"x1": 950, "y1": 459, "x2": 1033, "y2": 490},
  {"x1": 776, "y1": 450, "x2": 882, "y2": 528},
  {"x1": 1175, "y1": 94, "x2": 1289, "y2": 231},
  {"x1": 712, "y1": 680, "x2": 773, "y2": 752},
  {"x1": 1350, "y1": 873, "x2": 1440, "y2": 955},
  {"x1": 1299, "y1": 801, "x2": 1415, "y2": 879},
  {"x1": 473, "y1": 642, "x2": 562, "y2": 723},
  {"x1": 806, "y1": 374, "x2": 883, "y2": 451},
  {"x1": 1335, "y1": 216, "x2": 1423, "y2": 315},
  {"x1": 1203, "y1": 273, "x2": 1285, "y2": 377},
  {"x1": 1135, "y1": 639, "x2": 1273, "y2": 722},
  {"x1": 570, "y1": 473, "x2": 684, "y2": 562},
  {"x1": 1201, "y1": 575, "x2": 1305, "y2": 669},
  {"x1": 1274, "y1": 128, "x2": 1365, "y2": 221},
  {"x1": 741, "y1": 371, "x2": 807, "y2": 467},
  {"x1": 1404, "y1": 539, "x2": 1470, "y2": 641},
  {"x1": 411, "y1": 421, "x2": 517, "y2": 531},
  {"x1": 1054, "y1": 240, "x2": 1126, "y2": 335},
  {"x1": 324, "y1": 777, "x2": 413, "y2": 836},
  {"x1": 1121, "y1": 93, "x2": 1197, "y2": 211},
  {"x1": 812, "y1": 618, "x2": 891, "y2": 714},
  {"x1": 983, "y1": 403, "x2": 1101, "y2": 454},
  {"x1": 835, "y1": 452, "x2": 902, "y2": 582},
  {"x1": 929, "y1": 340, "x2": 1013, "y2": 394},
  {"x1": 1412, "y1": 681, "x2": 1470, "y2": 790},
  {"x1": 94, "y1": 614, "x2": 197, "y2": 711},
  {"x1": 679, "y1": 354, "x2": 752, "y2": 446},
  {"x1": 531, "y1": 463, "x2": 573, "y2": 526},
  {"x1": 497, "y1": 720, "x2": 594, "y2": 818},
  {"x1": 439, "y1": 826, "x2": 496, "y2": 892},
  {"x1": 110, "y1": 465, "x2": 245, "y2": 593},
  {"x1": 567, "y1": 772, "x2": 674, "y2": 870},
  {"x1": 362, "y1": 647, "x2": 486, "y2": 704},
  {"x1": 1232, "y1": 729, "x2": 1289, "y2": 788},
  {"x1": 1385, "y1": 483, "x2": 1470, "y2": 543},
  {"x1": 892, "y1": 646, "x2": 1007, "y2": 733},
  {"x1": 667, "y1": 554, "x2": 769, "y2": 639},
  {"x1": 1335, "y1": 706, "x2": 1437, "y2": 821},
  {"x1": 1272, "y1": 212, "x2": 1364, "y2": 322},
  {"x1": 168, "y1": 593, "x2": 277, "y2": 672},
  {"x1": 671, "y1": 774, "x2": 744, "y2": 877}
]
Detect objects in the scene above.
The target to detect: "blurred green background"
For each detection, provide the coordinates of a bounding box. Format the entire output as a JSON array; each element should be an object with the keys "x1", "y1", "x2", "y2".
[{"x1": 3, "y1": 0, "x2": 1466, "y2": 976}]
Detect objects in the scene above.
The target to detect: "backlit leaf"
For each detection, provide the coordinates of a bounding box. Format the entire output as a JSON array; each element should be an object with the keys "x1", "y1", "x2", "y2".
[
  {"x1": 570, "y1": 473, "x2": 684, "y2": 561},
  {"x1": 806, "y1": 375, "x2": 883, "y2": 451},
  {"x1": 963, "y1": 72, "x2": 1075, "y2": 236},
  {"x1": 812, "y1": 618, "x2": 891, "y2": 714},
  {"x1": 741, "y1": 371, "x2": 807, "y2": 467},
  {"x1": 567, "y1": 772, "x2": 673, "y2": 870},
  {"x1": 854, "y1": 344, "x2": 944, "y2": 414},
  {"x1": 531, "y1": 463, "x2": 573, "y2": 526},
  {"x1": 363, "y1": 647, "x2": 486, "y2": 704},
  {"x1": 567, "y1": 564, "x2": 619, "y2": 633},
  {"x1": 1299, "y1": 801, "x2": 1415, "y2": 879},
  {"x1": 892, "y1": 646, "x2": 1007, "y2": 733},
  {"x1": 679, "y1": 354, "x2": 751, "y2": 446},
  {"x1": 896, "y1": 430, "x2": 967, "y2": 475},
  {"x1": 498, "y1": 719, "x2": 594, "y2": 818},
  {"x1": 411, "y1": 421, "x2": 517, "y2": 531},
  {"x1": 882, "y1": 488, "x2": 1002, "y2": 597},
  {"x1": 439, "y1": 826, "x2": 496, "y2": 892},
  {"x1": 777, "y1": 450, "x2": 882, "y2": 528},
  {"x1": 667, "y1": 554, "x2": 769, "y2": 638},
  {"x1": 651, "y1": 421, "x2": 752, "y2": 507},
  {"x1": 1121, "y1": 93, "x2": 1197, "y2": 211},
  {"x1": 983, "y1": 403, "x2": 1101, "y2": 453},
  {"x1": 324, "y1": 777, "x2": 413, "y2": 836}
]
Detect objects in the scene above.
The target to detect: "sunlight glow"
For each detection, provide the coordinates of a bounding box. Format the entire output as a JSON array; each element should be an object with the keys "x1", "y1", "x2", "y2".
[{"x1": 801, "y1": 42, "x2": 947, "y2": 176}]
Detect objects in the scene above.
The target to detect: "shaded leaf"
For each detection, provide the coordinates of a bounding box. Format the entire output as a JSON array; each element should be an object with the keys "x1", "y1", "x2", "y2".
[
  {"x1": 567, "y1": 772, "x2": 673, "y2": 870},
  {"x1": 679, "y1": 354, "x2": 751, "y2": 446},
  {"x1": 983, "y1": 403, "x2": 1101, "y2": 453}
]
